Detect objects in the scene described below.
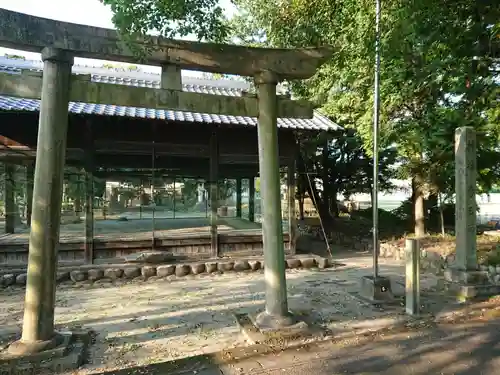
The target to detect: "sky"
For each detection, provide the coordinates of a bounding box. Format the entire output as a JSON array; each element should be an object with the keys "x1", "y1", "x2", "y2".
[{"x1": 0, "y1": 0, "x2": 237, "y2": 73}]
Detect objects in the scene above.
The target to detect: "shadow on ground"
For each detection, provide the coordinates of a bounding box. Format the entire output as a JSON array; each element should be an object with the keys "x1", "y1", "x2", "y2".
[{"x1": 85, "y1": 315, "x2": 500, "y2": 375}]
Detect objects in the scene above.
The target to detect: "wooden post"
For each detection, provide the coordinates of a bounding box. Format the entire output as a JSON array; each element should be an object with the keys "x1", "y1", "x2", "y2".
[
  {"x1": 84, "y1": 121, "x2": 94, "y2": 264},
  {"x1": 248, "y1": 177, "x2": 255, "y2": 222},
  {"x1": 405, "y1": 238, "x2": 420, "y2": 315},
  {"x1": 173, "y1": 178, "x2": 176, "y2": 219},
  {"x1": 151, "y1": 123, "x2": 157, "y2": 250},
  {"x1": 210, "y1": 129, "x2": 219, "y2": 257},
  {"x1": 236, "y1": 178, "x2": 242, "y2": 218},
  {"x1": 8, "y1": 47, "x2": 73, "y2": 355},
  {"x1": 25, "y1": 163, "x2": 34, "y2": 227},
  {"x1": 4, "y1": 163, "x2": 15, "y2": 234},
  {"x1": 287, "y1": 159, "x2": 297, "y2": 255}
]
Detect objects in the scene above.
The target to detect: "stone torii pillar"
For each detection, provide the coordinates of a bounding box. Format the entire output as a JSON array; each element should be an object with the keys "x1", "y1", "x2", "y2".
[
  {"x1": 9, "y1": 47, "x2": 73, "y2": 355},
  {"x1": 254, "y1": 71, "x2": 292, "y2": 328}
]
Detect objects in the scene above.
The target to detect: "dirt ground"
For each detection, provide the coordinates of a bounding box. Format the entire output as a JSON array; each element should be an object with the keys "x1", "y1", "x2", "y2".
[{"x1": 0, "y1": 257, "x2": 440, "y2": 374}]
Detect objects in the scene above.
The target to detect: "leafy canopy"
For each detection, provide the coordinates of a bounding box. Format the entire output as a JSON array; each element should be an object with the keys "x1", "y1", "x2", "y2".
[{"x1": 102, "y1": 0, "x2": 230, "y2": 42}]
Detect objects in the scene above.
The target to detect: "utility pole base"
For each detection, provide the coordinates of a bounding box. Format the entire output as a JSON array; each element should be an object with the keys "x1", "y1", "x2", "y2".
[{"x1": 360, "y1": 275, "x2": 394, "y2": 303}]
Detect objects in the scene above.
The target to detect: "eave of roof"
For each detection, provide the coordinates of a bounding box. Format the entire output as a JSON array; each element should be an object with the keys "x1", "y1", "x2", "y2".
[{"x1": 0, "y1": 56, "x2": 340, "y2": 131}]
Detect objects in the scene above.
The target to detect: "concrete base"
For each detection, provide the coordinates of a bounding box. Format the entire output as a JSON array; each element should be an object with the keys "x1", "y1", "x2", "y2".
[
  {"x1": 7, "y1": 333, "x2": 63, "y2": 356},
  {"x1": 443, "y1": 268, "x2": 499, "y2": 302},
  {"x1": 0, "y1": 331, "x2": 91, "y2": 374},
  {"x1": 235, "y1": 312, "x2": 328, "y2": 346},
  {"x1": 359, "y1": 275, "x2": 394, "y2": 304},
  {"x1": 254, "y1": 311, "x2": 296, "y2": 331}
]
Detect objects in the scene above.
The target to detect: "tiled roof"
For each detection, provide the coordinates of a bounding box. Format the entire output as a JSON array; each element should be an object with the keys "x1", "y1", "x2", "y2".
[{"x1": 0, "y1": 57, "x2": 340, "y2": 131}]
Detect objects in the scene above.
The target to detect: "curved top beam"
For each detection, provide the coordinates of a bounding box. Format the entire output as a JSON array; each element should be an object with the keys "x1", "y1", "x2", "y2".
[{"x1": 0, "y1": 9, "x2": 334, "y2": 79}]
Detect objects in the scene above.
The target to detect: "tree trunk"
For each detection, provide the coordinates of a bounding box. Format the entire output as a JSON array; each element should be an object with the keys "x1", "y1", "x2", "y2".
[
  {"x1": 298, "y1": 192, "x2": 305, "y2": 220},
  {"x1": 412, "y1": 177, "x2": 425, "y2": 238},
  {"x1": 438, "y1": 194, "x2": 445, "y2": 236},
  {"x1": 305, "y1": 176, "x2": 333, "y2": 228},
  {"x1": 74, "y1": 196, "x2": 82, "y2": 216}
]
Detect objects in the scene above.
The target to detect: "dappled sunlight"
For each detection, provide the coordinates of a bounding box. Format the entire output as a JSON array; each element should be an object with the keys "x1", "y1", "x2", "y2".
[{"x1": 0, "y1": 256, "x2": 491, "y2": 373}]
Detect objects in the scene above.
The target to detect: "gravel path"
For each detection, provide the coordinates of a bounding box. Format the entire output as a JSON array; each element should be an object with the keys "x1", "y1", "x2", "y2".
[{"x1": 0, "y1": 257, "x2": 439, "y2": 374}]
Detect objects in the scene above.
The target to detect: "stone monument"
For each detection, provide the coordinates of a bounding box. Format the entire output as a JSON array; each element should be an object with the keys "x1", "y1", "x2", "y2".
[{"x1": 444, "y1": 127, "x2": 494, "y2": 300}]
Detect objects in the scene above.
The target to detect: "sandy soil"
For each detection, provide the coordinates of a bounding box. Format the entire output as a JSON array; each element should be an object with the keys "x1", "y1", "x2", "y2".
[{"x1": 0, "y1": 258, "x2": 438, "y2": 374}]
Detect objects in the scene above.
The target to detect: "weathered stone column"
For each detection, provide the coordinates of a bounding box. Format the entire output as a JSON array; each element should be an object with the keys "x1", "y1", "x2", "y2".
[
  {"x1": 9, "y1": 48, "x2": 73, "y2": 355},
  {"x1": 4, "y1": 163, "x2": 15, "y2": 234},
  {"x1": 25, "y1": 163, "x2": 34, "y2": 228},
  {"x1": 454, "y1": 126, "x2": 477, "y2": 270},
  {"x1": 444, "y1": 127, "x2": 490, "y2": 301},
  {"x1": 287, "y1": 159, "x2": 297, "y2": 255},
  {"x1": 236, "y1": 178, "x2": 242, "y2": 218},
  {"x1": 209, "y1": 129, "x2": 219, "y2": 257},
  {"x1": 248, "y1": 177, "x2": 255, "y2": 222},
  {"x1": 254, "y1": 71, "x2": 291, "y2": 327}
]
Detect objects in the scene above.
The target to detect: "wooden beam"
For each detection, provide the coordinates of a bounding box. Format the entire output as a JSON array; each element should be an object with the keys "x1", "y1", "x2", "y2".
[
  {"x1": 0, "y1": 9, "x2": 333, "y2": 79},
  {"x1": 209, "y1": 129, "x2": 219, "y2": 257},
  {"x1": 0, "y1": 146, "x2": 84, "y2": 162},
  {"x1": 0, "y1": 143, "x2": 291, "y2": 165},
  {"x1": 0, "y1": 72, "x2": 314, "y2": 119}
]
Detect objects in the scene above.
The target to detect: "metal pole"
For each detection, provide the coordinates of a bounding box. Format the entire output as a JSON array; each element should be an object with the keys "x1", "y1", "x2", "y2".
[
  {"x1": 372, "y1": 0, "x2": 381, "y2": 278},
  {"x1": 151, "y1": 140, "x2": 156, "y2": 250}
]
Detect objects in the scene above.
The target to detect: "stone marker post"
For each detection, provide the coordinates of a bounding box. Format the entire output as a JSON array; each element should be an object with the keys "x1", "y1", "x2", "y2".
[
  {"x1": 405, "y1": 238, "x2": 420, "y2": 315},
  {"x1": 444, "y1": 127, "x2": 490, "y2": 300},
  {"x1": 454, "y1": 127, "x2": 477, "y2": 270},
  {"x1": 9, "y1": 48, "x2": 73, "y2": 355},
  {"x1": 254, "y1": 71, "x2": 291, "y2": 328}
]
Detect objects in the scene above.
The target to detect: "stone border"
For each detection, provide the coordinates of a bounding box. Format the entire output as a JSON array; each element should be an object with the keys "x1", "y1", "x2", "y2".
[
  {"x1": 380, "y1": 242, "x2": 500, "y2": 284},
  {"x1": 0, "y1": 257, "x2": 334, "y2": 288}
]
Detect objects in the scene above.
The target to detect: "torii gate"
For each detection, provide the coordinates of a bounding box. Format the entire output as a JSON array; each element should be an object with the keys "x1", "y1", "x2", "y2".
[{"x1": 0, "y1": 9, "x2": 333, "y2": 355}]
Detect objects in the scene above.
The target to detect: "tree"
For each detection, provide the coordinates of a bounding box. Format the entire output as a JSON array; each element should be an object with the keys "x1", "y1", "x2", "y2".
[
  {"x1": 296, "y1": 127, "x2": 397, "y2": 224},
  {"x1": 102, "y1": 0, "x2": 230, "y2": 44},
  {"x1": 230, "y1": 0, "x2": 500, "y2": 235}
]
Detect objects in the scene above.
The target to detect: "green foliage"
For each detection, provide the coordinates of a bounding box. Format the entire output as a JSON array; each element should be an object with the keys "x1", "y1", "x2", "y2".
[
  {"x1": 231, "y1": 0, "x2": 500, "y2": 232},
  {"x1": 102, "y1": 0, "x2": 230, "y2": 46},
  {"x1": 296, "y1": 127, "x2": 397, "y2": 221},
  {"x1": 4, "y1": 54, "x2": 25, "y2": 60}
]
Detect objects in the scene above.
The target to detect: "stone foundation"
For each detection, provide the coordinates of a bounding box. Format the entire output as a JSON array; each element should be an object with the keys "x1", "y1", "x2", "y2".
[
  {"x1": 380, "y1": 242, "x2": 500, "y2": 279},
  {"x1": 0, "y1": 331, "x2": 91, "y2": 374},
  {"x1": 0, "y1": 256, "x2": 333, "y2": 288}
]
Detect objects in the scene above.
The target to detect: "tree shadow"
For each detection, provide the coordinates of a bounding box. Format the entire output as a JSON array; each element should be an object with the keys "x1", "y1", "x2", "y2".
[{"x1": 84, "y1": 316, "x2": 500, "y2": 375}]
